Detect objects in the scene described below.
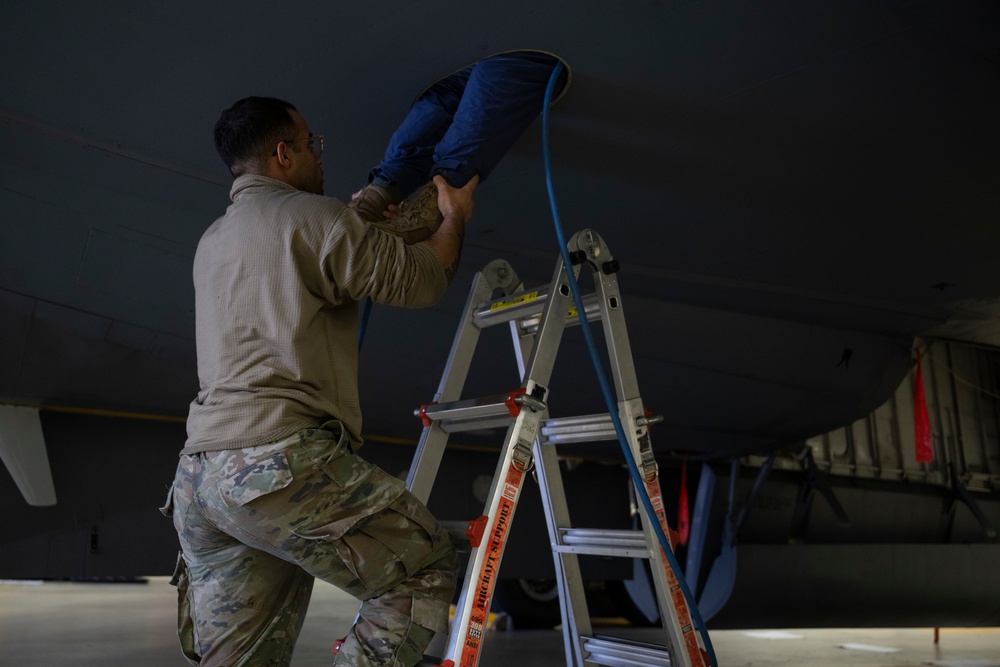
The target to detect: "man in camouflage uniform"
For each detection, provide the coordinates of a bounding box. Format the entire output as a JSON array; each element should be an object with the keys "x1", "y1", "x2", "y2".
[{"x1": 162, "y1": 96, "x2": 476, "y2": 666}]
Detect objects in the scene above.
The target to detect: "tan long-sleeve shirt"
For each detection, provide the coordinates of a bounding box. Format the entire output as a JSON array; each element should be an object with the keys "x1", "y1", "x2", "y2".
[{"x1": 182, "y1": 175, "x2": 447, "y2": 454}]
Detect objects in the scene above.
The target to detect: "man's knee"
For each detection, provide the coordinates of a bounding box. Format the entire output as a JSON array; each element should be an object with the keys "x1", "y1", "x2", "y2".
[{"x1": 339, "y1": 575, "x2": 456, "y2": 667}]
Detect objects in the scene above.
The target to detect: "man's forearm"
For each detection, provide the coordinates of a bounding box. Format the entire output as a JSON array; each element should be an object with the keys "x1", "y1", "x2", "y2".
[
  {"x1": 424, "y1": 174, "x2": 476, "y2": 282},
  {"x1": 424, "y1": 212, "x2": 466, "y2": 283}
]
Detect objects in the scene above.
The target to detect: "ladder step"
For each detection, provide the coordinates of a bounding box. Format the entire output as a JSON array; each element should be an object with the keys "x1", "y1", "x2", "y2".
[
  {"x1": 416, "y1": 395, "x2": 520, "y2": 433},
  {"x1": 540, "y1": 412, "x2": 663, "y2": 445},
  {"x1": 555, "y1": 528, "x2": 652, "y2": 558},
  {"x1": 582, "y1": 636, "x2": 672, "y2": 667},
  {"x1": 540, "y1": 413, "x2": 617, "y2": 445},
  {"x1": 417, "y1": 392, "x2": 547, "y2": 433},
  {"x1": 417, "y1": 407, "x2": 626, "y2": 442},
  {"x1": 472, "y1": 286, "x2": 602, "y2": 333}
]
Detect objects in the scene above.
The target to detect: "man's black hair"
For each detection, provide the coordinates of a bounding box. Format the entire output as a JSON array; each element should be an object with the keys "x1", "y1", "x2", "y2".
[{"x1": 214, "y1": 97, "x2": 298, "y2": 176}]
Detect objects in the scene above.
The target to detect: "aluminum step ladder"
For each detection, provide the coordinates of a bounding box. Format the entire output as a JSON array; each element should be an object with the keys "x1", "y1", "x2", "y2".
[{"x1": 406, "y1": 229, "x2": 710, "y2": 667}]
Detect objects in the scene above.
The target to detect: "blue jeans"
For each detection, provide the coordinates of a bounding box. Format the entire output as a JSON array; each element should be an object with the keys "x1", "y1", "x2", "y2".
[{"x1": 368, "y1": 51, "x2": 568, "y2": 198}]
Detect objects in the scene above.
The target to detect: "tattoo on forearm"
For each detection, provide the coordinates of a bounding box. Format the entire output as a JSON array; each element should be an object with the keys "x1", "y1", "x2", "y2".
[{"x1": 444, "y1": 230, "x2": 465, "y2": 283}]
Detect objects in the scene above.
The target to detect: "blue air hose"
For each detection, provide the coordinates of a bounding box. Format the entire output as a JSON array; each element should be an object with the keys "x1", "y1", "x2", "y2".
[
  {"x1": 359, "y1": 297, "x2": 373, "y2": 350},
  {"x1": 541, "y1": 62, "x2": 718, "y2": 667}
]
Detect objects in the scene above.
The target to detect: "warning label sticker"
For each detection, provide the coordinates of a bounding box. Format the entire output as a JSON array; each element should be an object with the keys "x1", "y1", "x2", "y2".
[
  {"x1": 459, "y1": 464, "x2": 524, "y2": 667},
  {"x1": 489, "y1": 291, "x2": 538, "y2": 312},
  {"x1": 645, "y1": 479, "x2": 709, "y2": 667}
]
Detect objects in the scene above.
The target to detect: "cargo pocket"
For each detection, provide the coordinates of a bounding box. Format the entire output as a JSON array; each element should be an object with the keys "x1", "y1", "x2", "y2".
[
  {"x1": 169, "y1": 552, "x2": 201, "y2": 665},
  {"x1": 392, "y1": 590, "x2": 451, "y2": 666},
  {"x1": 358, "y1": 491, "x2": 451, "y2": 580},
  {"x1": 411, "y1": 590, "x2": 450, "y2": 635},
  {"x1": 288, "y1": 475, "x2": 401, "y2": 599},
  {"x1": 339, "y1": 490, "x2": 452, "y2": 598}
]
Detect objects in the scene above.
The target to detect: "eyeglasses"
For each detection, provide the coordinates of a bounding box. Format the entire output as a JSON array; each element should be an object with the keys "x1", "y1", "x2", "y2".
[{"x1": 273, "y1": 135, "x2": 324, "y2": 159}]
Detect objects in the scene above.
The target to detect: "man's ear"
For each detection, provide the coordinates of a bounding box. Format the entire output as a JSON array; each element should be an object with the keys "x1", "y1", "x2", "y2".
[{"x1": 274, "y1": 141, "x2": 292, "y2": 167}]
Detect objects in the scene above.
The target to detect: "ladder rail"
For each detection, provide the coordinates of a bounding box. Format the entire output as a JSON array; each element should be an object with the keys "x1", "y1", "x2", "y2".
[
  {"x1": 513, "y1": 298, "x2": 593, "y2": 667},
  {"x1": 529, "y1": 418, "x2": 592, "y2": 667},
  {"x1": 573, "y1": 231, "x2": 641, "y2": 403},
  {"x1": 443, "y1": 390, "x2": 546, "y2": 665}
]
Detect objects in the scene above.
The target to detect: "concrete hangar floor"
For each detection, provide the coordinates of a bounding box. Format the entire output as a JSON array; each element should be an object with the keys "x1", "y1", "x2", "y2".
[{"x1": 1, "y1": 577, "x2": 997, "y2": 666}]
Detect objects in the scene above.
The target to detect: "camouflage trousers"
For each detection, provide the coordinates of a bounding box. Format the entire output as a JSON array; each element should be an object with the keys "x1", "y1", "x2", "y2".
[{"x1": 162, "y1": 421, "x2": 458, "y2": 667}]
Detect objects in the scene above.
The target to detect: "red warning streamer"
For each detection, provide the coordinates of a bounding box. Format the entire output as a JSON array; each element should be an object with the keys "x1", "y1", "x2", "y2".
[
  {"x1": 914, "y1": 350, "x2": 934, "y2": 463},
  {"x1": 678, "y1": 462, "x2": 690, "y2": 547}
]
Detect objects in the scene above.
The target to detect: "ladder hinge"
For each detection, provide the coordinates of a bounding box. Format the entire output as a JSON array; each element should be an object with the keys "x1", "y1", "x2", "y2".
[{"x1": 504, "y1": 386, "x2": 547, "y2": 416}]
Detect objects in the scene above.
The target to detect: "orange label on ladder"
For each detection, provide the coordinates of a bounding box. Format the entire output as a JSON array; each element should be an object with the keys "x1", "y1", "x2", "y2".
[
  {"x1": 459, "y1": 464, "x2": 524, "y2": 667},
  {"x1": 644, "y1": 478, "x2": 710, "y2": 667}
]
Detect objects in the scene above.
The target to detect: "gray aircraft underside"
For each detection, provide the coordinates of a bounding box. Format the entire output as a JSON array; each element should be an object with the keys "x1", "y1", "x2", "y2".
[{"x1": 1, "y1": 1, "x2": 998, "y2": 629}]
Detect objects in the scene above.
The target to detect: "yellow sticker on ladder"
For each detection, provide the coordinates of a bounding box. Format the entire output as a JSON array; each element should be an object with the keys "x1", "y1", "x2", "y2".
[{"x1": 489, "y1": 291, "x2": 538, "y2": 311}]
